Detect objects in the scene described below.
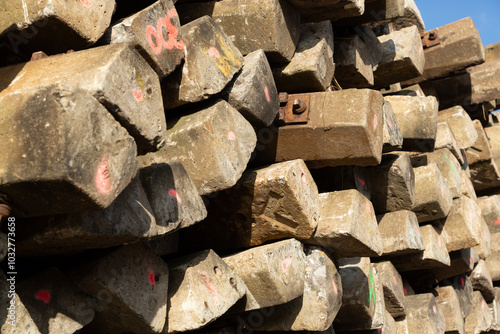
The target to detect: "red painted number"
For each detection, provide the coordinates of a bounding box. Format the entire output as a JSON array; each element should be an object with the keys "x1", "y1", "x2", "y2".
[{"x1": 146, "y1": 8, "x2": 184, "y2": 54}]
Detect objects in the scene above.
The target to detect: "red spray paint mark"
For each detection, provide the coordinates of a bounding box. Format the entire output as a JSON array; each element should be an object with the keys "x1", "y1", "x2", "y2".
[
  {"x1": 393, "y1": 276, "x2": 397, "y2": 285},
  {"x1": 227, "y1": 131, "x2": 236, "y2": 141},
  {"x1": 461, "y1": 277, "x2": 465, "y2": 286},
  {"x1": 432, "y1": 305, "x2": 437, "y2": 314},
  {"x1": 357, "y1": 176, "x2": 366, "y2": 188},
  {"x1": 332, "y1": 279, "x2": 338, "y2": 295},
  {"x1": 80, "y1": 0, "x2": 91, "y2": 7},
  {"x1": 404, "y1": 288, "x2": 407, "y2": 295},
  {"x1": 169, "y1": 189, "x2": 182, "y2": 204},
  {"x1": 133, "y1": 89, "x2": 143, "y2": 102},
  {"x1": 35, "y1": 290, "x2": 51, "y2": 303},
  {"x1": 146, "y1": 25, "x2": 163, "y2": 54},
  {"x1": 419, "y1": 45, "x2": 423, "y2": 55},
  {"x1": 414, "y1": 225, "x2": 420, "y2": 235},
  {"x1": 482, "y1": 299, "x2": 486, "y2": 309},
  {"x1": 373, "y1": 114, "x2": 378, "y2": 130},
  {"x1": 365, "y1": 202, "x2": 371, "y2": 214},
  {"x1": 440, "y1": 185, "x2": 445, "y2": 198},
  {"x1": 200, "y1": 272, "x2": 219, "y2": 305},
  {"x1": 95, "y1": 157, "x2": 111, "y2": 195},
  {"x1": 264, "y1": 86, "x2": 271, "y2": 103},
  {"x1": 438, "y1": 235, "x2": 442, "y2": 247},
  {"x1": 468, "y1": 257, "x2": 472, "y2": 264},
  {"x1": 146, "y1": 8, "x2": 184, "y2": 54},
  {"x1": 282, "y1": 257, "x2": 293, "y2": 274},
  {"x1": 149, "y1": 271, "x2": 156, "y2": 285},
  {"x1": 208, "y1": 46, "x2": 220, "y2": 57},
  {"x1": 299, "y1": 163, "x2": 308, "y2": 185},
  {"x1": 495, "y1": 218, "x2": 500, "y2": 226}
]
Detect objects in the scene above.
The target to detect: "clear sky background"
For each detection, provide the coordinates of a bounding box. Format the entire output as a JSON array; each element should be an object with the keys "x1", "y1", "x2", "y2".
[{"x1": 417, "y1": 0, "x2": 500, "y2": 47}]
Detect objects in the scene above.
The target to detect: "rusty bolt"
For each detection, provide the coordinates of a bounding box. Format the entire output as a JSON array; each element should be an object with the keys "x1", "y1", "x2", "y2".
[
  {"x1": 279, "y1": 92, "x2": 289, "y2": 105},
  {"x1": 292, "y1": 99, "x2": 307, "y2": 114},
  {"x1": 428, "y1": 31, "x2": 437, "y2": 41}
]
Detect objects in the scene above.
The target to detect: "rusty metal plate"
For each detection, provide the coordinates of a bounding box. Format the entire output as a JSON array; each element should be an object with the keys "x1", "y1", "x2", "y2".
[
  {"x1": 421, "y1": 29, "x2": 441, "y2": 49},
  {"x1": 278, "y1": 93, "x2": 310, "y2": 125}
]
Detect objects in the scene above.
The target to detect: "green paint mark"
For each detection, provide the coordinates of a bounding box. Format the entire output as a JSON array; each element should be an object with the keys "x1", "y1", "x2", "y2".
[
  {"x1": 445, "y1": 154, "x2": 458, "y2": 176},
  {"x1": 368, "y1": 267, "x2": 376, "y2": 304}
]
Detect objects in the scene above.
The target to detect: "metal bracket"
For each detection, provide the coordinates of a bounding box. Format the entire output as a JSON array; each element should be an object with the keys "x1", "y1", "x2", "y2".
[
  {"x1": 278, "y1": 92, "x2": 310, "y2": 125},
  {"x1": 421, "y1": 29, "x2": 441, "y2": 49}
]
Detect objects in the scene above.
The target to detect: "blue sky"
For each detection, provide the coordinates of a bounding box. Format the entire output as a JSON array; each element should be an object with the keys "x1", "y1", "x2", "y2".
[{"x1": 417, "y1": 0, "x2": 500, "y2": 47}]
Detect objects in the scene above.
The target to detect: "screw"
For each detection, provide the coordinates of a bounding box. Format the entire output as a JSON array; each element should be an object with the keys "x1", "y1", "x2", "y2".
[
  {"x1": 292, "y1": 99, "x2": 307, "y2": 114},
  {"x1": 279, "y1": 92, "x2": 288, "y2": 105},
  {"x1": 428, "y1": 31, "x2": 437, "y2": 41}
]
